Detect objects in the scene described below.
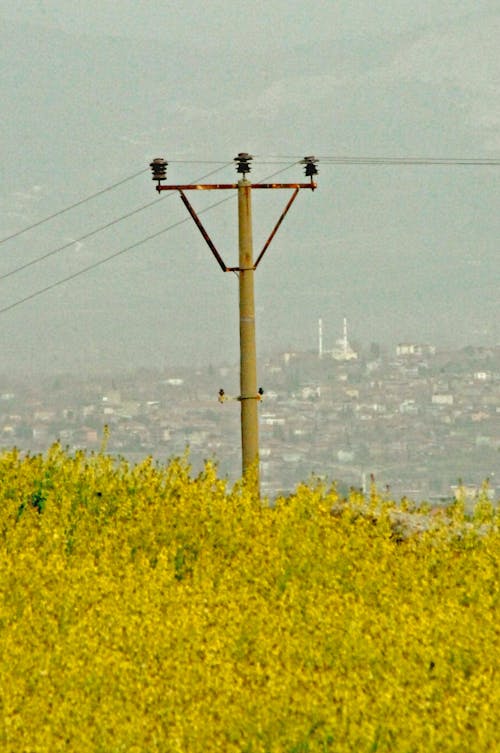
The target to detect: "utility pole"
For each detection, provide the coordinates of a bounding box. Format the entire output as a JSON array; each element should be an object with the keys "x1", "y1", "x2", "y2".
[
  {"x1": 149, "y1": 153, "x2": 318, "y2": 496},
  {"x1": 237, "y1": 170, "x2": 259, "y2": 481}
]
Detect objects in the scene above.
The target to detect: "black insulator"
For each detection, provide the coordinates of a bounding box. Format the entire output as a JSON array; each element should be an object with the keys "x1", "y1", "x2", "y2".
[
  {"x1": 150, "y1": 157, "x2": 168, "y2": 182},
  {"x1": 258, "y1": 387, "x2": 264, "y2": 395},
  {"x1": 234, "y1": 152, "x2": 253, "y2": 174},
  {"x1": 301, "y1": 156, "x2": 319, "y2": 177}
]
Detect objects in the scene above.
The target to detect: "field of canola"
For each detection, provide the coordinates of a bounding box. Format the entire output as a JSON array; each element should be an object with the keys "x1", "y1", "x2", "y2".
[{"x1": 0, "y1": 442, "x2": 498, "y2": 753}]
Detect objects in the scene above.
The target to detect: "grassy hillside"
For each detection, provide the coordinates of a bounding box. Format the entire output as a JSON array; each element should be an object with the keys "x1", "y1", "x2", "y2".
[{"x1": 0, "y1": 443, "x2": 498, "y2": 752}]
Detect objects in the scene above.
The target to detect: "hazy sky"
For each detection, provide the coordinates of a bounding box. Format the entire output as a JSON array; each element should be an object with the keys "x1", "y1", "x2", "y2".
[{"x1": 1, "y1": 1, "x2": 498, "y2": 375}]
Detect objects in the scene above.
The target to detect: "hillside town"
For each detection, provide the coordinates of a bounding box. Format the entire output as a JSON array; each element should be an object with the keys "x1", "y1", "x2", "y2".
[{"x1": 0, "y1": 338, "x2": 498, "y2": 503}]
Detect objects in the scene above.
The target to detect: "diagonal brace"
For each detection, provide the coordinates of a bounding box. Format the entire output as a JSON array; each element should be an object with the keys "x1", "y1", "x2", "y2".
[
  {"x1": 178, "y1": 189, "x2": 228, "y2": 272},
  {"x1": 253, "y1": 188, "x2": 300, "y2": 269}
]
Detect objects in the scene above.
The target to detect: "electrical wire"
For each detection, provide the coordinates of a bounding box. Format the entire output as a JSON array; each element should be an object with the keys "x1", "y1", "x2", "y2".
[
  {"x1": 3, "y1": 151, "x2": 495, "y2": 319},
  {"x1": 0, "y1": 158, "x2": 297, "y2": 251},
  {"x1": 0, "y1": 159, "x2": 298, "y2": 247},
  {"x1": 318, "y1": 158, "x2": 500, "y2": 166},
  {"x1": 151, "y1": 156, "x2": 500, "y2": 166},
  {"x1": 0, "y1": 221, "x2": 188, "y2": 317},
  {"x1": 257, "y1": 155, "x2": 500, "y2": 166},
  {"x1": 257, "y1": 161, "x2": 302, "y2": 180},
  {"x1": 0, "y1": 161, "x2": 298, "y2": 318},
  {"x1": 157, "y1": 155, "x2": 500, "y2": 166},
  {"x1": 2, "y1": 155, "x2": 496, "y2": 246},
  {"x1": 0, "y1": 197, "x2": 164, "y2": 282},
  {"x1": 0, "y1": 163, "x2": 232, "y2": 282},
  {"x1": 0, "y1": 167, "x2": 150, "y2": 245}
]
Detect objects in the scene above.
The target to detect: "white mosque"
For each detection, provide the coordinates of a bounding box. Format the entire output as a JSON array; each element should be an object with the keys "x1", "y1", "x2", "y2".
[{"x1": 318, "y1": 317, "x2": 358, "y2": 361}]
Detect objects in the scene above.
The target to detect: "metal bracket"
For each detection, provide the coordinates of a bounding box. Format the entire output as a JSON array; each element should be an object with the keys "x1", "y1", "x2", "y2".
[
  {"x1": 218, "y1": 388, "x2": 264, "y2": 403},
  {"x1": 178, "y1": 188, "x2": 303, "y2": 273},
  {"x1": 254, "y1": 188, "x2": 300, "y2": 269},
  {"x1": 178, "y1": 190, "x2": 228, "y2": 272}
]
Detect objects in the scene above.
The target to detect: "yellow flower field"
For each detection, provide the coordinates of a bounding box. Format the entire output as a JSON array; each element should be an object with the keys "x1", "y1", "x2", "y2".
[{"x1": 0, "y1": 443, "x2": 498, "y2": 752}]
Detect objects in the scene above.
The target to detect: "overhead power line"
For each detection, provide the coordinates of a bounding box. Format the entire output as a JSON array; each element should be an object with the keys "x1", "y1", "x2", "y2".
[
  {"x1": 0, "y1": 163, "x2": 232, "y2": 283},
  {"x1": 0, "y1": 155, "x2": 500, "y2": 243},
  {"x1": 0, "y1": 167, "x2": 151, "y2": 245},
  {"x1": 1, "y1": 150, "x2": 495, "y2": 318},
  {"x1": 0, "y1": 160, "x2": 300, "y2": 248},
  {"x1": 147, "y1": 153, "x2": 317, "y2": 493},
  {"x1": 0, "y1": 220, "x2": 188, "y2": 317},
  {"x1": 0, "y1": 197, "x2": 164, "y2": 282},
  {"x1": 0, "y1": 161, "x2": 296, "y2": 317},
  {"x1": 2, "y1": 155, "x2": 497, "y2": 246},
  {"x1": 258, "y1": 155, "x2": 500, "y2": 166},
  {"x1": 317, "y1": 157, "x2": 500, "y2": 166},
  {"x1": 154, "y1": 155, "x2": 500, "y2": 166}
]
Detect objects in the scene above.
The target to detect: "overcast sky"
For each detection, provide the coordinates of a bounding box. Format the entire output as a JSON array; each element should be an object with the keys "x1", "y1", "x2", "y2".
[{"x1": 0, "y1": 1, "x2": 498, "y2": 375}]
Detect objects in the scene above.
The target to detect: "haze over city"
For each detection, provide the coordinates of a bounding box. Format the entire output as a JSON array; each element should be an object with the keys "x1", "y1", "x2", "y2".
[{"x1": 1, "y1": 1, "x2": 498, "y2": 376}]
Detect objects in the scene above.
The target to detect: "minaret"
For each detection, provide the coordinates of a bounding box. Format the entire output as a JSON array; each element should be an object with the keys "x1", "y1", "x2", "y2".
[
  {"x1": 318, "y1": 318, "x2": 323, "y2": 359},
  {"x1": 331, "y1": 316, "x2": 358, "y2": 361}
]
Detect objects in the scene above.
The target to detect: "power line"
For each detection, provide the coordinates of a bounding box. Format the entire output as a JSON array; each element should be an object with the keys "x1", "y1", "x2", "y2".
[
  {"x1": 0, "y1": 167, "x2": 151, "y2": 245},
  {"x1": 2, "y1": 155, "x2": 496, "y2": 246},
  {"x1": 0, "y1": 163, "x2": 231, "y2": 283},
  {"x1": 2, "y1": 150, "x2": 495, "y2": 319},
  {"x1": 0, "y1": 221, "x2": 188, "y2": 317},
  {"x1": 0, "y1": 159, "x2": 303, "y2": 248},
  {"x1": 149, "y1": 155, "x2": 500, "y2": 165},
  {"x1": 0, "y1": 161, "x2": 293, "y2": 317},
  {"x1": 259, "y1": 155, "x2": 500, "y2": 166},
  {"x1": 0, "y1": 197, "x2": 164, "y2": 282},
  {"x1": 319, "y1": 158, "x2": 500, "y2": 166}
]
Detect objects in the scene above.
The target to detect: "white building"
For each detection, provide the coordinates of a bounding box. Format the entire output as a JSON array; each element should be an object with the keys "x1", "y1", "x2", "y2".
[
  {"x1": 396, "y1": 343, "x2": 436, "y2": 357},
  {"x1": 319, "y1": 317, "x2": 358, "y2": 361}
]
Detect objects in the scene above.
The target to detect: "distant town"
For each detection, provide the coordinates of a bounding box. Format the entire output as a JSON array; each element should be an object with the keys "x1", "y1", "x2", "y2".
[{"x1": 1, "y1": 326, "x2": 498, "y2": 503}]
